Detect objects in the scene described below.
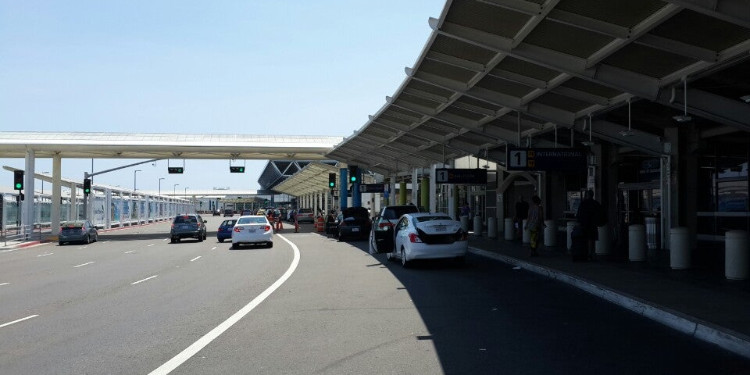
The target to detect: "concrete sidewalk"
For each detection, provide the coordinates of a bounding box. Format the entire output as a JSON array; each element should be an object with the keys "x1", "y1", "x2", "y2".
[{"x1": 467, "y1": 233, "x2": 750, "y2": 360}]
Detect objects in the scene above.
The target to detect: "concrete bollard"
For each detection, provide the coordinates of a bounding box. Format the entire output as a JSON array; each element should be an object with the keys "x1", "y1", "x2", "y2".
[
  {"x1": 544, "y1": 220, "x2": 556, "y2": 247},
  {"x1": 488, "y1": 217, "x2": 497, "y2": 239},
  {"x1": 522, "y1": 219, "x2": 530, "y2": 244},
  {"x1": 629, "y1": 224, "x2": 646, "y2": 262},
  {"x1": 473, "y1": 215, "x2": 482, "y2": 236},
  {"x1": 670, "y1": 227, "x2": 690, "y2": 270},
  {"x1": 504, "y1": 218, "x2": 515, "y2": 240},
  {"x1": 725, "y1": 230, "x2": 749, "y2": 280},
  {"x1": 460, "y1": 216, "x2": 469, "y2": 232},
  {"x1": 567, "y1": 221, "x2": 576, "y2": 251},
  {"x1": 596, "y1": 225, "x2": 610, "y2": 255}
]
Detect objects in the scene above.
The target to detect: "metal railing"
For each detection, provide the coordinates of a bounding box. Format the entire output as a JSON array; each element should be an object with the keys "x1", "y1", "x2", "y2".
[{"x1": 1, "y1": 225, "x2": 44, "y2": 246}]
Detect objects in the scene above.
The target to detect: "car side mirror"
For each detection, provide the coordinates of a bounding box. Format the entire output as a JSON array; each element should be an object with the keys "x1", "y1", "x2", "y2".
[{"x1": 203, "y1": 220, "x2": 207, "y2": 223}]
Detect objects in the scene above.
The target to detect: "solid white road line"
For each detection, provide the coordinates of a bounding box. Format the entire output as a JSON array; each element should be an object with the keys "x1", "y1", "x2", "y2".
[
  {"x1": 74, "y1": 261, "x2": 95, "y2": 268},
  {"x1": 131, "y1": 275, "x2": 158, "y2": 285},
  {"x1": 0, "y1": 283, "x2": 9, "y2": 286},
  {"x1": 190, "y1": 256, "x2": 201, "y2": 262},
  {"x1": 125, "y1": 250, "x2": 135, "y2": 254},
  {"x1": 0, "y1": 315, "x2": 39, "y2": 329},
  {"x1": 211, "y1": 247, "x2": 217, "y2": 250},
  {"x1": 37, "y1": 253, "x2": 54, "y2": 257},
  {"x1": 148, "y1": 244, "x2": 155, "y2": 247},
  {"x1": 148, "y1": 234, "x2": 301, "y2": 375}
]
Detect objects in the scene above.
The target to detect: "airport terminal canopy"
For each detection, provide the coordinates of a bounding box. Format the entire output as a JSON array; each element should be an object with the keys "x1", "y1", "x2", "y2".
[
  {"x1": 0, "y1": 132, "x2": 343, "y2": 160},
  {"x1": 327, "y1": 0, "x2": 750, "y2": 174}
]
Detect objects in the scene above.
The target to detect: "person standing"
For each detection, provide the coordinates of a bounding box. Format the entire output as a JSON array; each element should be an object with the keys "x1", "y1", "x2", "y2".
[
  {"x1": 576, "y1": 189, "x2": 604, "y2": 259},
  {"x1": 514, "y1": 196, "x2": 529, "y2": 239},
  {"x1": 525, "y1": 195, "x2": 545, "y2": 256}
]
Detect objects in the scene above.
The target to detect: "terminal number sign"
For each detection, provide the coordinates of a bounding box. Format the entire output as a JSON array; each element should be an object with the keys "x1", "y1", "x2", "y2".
[{"x1": 506, "y1": 147, "x2": 587, "y2": 172}]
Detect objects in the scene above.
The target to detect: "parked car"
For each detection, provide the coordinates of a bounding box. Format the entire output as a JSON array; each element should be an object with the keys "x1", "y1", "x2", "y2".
[
  {"x1": 391, "y1": 213, "x2": 468, "y2": 267},
  {"x1": 241, "y1": 209, "x2": 253, "y2": 216},
  {"x1": 170, "y1": 214, "x2": 207, "y2": 243},
  {"x1": 224, "y1": 209, "x2": 234, "y2": 217},
  {"x1": 296, "y1": 208, "x2": 315, "y2": 223},
  {"x1": 369, "y1": 205, "x2": 420, "y2": 254},
  {"x1": 213, "y1": 210, "x2": 221, "y2": 216},
  {"x1": 216, "y1": 218, "x2": 237, "y2": 243},
  {"x1": 231, "y1": 215, "x2": 273, "y2": 249},
  {"x1": 59, "y1": 220, "x2": 98, "y2": 245},
  {"x1": 337, "y1": 207, "x2": 371, "y2": 241}
]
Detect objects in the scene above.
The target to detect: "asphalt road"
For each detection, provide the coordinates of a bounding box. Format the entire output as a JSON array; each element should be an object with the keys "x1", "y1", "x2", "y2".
[{"x1": 1, "y1": 218, "x2": 748, "y2": 374}]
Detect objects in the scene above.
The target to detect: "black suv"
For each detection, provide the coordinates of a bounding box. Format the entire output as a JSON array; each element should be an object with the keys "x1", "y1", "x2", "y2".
[{"x1": 170, "y1": 214, "x2": 207, "y2": 243}]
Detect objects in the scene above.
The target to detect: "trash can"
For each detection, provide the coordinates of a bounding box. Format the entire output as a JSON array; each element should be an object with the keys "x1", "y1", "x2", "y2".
[
  {"x1": 504, "y1": 218, "x2": 514, "y2": 240},
  {"x1": 726, "y1": 230, "x2": 749, "y2": 280},
  {"x1": 629, "y1": 224, "x2": 646, "y2": 262},
  {"x1": 522, "y1": 219, "x2": 530, "y2": 244},
  {"x1": 473, "y1": 215, "x2": 482, "y2": 236},
  {"x1": 544, "y1": 220, "x2": 556, "y2": 247},
  {"x1": 645, "y1": 217, "x2": 660, "y2": 250},
  {"x1": 670, "y1": 227, "x2": 690, "y2": 270},
  {"x1": 487, "y1": 217, "x2": 497, "y2": 239},
  {"x1": 460, "y1": 216, "x2": 469, "y2": 232}
]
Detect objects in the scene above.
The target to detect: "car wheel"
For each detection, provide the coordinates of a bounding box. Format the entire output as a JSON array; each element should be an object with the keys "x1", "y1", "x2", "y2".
[
  {"x1": 267, "y1": 242, "x2": 273, "y2": 248},
  {"x1": 218, "y1": 238, "x2": 224, "y2": 243},
  {"x1": 170, "y1": 237, "x2": 175, "y2": 243},
  {"x1": 93, "y1": 233, "x2": 98, "y2": 242},
  {"x1": 198, "y1": 235, "x2": 203, "y2": 242},
  {"x1": 386, "y1": 251, "x2": 394, "y2": 262},
  {"x1": 83, "y1": 235, "x2": 90, "y2": 245},
  {"x1": 58, "y1": 241, "x2": 64, "y2": 246},
  {"x1": 401, "y1": 247, "x2": 410, "y2": 268}
]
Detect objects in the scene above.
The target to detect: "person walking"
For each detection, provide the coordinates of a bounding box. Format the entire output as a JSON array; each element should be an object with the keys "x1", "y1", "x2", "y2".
[
  {"x1": 525, "y1": 195, "x2": 545, "y2": 256},
  {"x1": 576, "y1": 189, "x2": 605, "y2": 259},
  {"x1": 514, "y1": 196, "x2": 529, "y2": 239}
]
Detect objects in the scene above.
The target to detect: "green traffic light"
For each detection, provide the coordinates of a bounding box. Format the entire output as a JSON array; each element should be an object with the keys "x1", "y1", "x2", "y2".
[{"x1": 15, "y1": 183, "x2": 22, "y2": 189}]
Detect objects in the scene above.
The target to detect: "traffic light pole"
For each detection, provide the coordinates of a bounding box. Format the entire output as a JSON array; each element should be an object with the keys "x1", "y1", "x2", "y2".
[{"x1": 81, "y1": 158, "x2": 160, "y2": 220}]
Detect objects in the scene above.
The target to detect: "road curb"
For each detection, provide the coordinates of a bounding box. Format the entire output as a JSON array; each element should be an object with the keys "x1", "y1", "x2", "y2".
[{"x1": 469, "y1": 246, "x2": 750, "y2": 360}]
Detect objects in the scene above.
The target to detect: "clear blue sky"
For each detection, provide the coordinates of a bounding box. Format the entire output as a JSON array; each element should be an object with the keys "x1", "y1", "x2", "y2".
[{"x1": 0, "y1": 0, "x2": 444, "y2": 192}]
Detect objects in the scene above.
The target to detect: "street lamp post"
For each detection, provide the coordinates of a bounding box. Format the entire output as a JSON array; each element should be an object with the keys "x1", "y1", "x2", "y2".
[
  {"x1": 134, "y1": 169, "x2": 142, "y2": 192},
  {"x1": 41, "y1": 172, "x2": 49, "y2": 195},
  {"x1": 174, "y1": 183, "x2": 179, "y2": 196},
  {"x1": 158, "y1": 177, "x2": 165, "y2": 196}
]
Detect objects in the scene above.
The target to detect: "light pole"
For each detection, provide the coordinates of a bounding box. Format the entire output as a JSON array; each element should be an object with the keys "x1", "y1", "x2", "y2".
[
  {"x1": 174, "y1": 183, "x2": 179, "y2": 196},
  {"x1": 158, "y1": 177, "x2": 165, "y2": 196},
  {"x1": 134, "y1": 169, "x2": 142, "y2": 192},
  {"x1": 41, "y1": 171, "x2": 49, "y2": 195}
]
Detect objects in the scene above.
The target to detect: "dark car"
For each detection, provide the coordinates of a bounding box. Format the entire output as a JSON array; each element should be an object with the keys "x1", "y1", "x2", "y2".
[
  {"x1": 217, "y1": 218, "x2": 237, "y2": 243},
  {"x1": 170, "y1": 214, "x2": 207, "y2": 243},
  {"x1": 224, "y1": 209, "x2": 234, "y2": 217},
  {"x1": 59, "y1": 220, "x2": 98, "y2": 245},
  {"x1": 337, "y1": 207, "x2": 371, "y2": 241},
  {"x1": 212, "y1": 209, "x2": 221, "y2": 216}
]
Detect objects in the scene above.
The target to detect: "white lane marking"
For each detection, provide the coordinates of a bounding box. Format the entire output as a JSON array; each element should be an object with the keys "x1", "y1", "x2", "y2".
[
  {"x1": 190, "y1": 256, "x2": 201, "y2": 262},
  {"x1": 0, "y1": 283, "x2": 9, "y2": 286},
  {"x1": 37, "y1": 253, "x2": 54, "y2": 257},
  {"x1": 147, "y1": 244, "x2": 155, "y2": 247},
  {"x1": 0, "y1": 315, "x2": 39, "y2": 329},
  {"x1": 131, "y1": 275, "x2": 158, "y2": 285},
  {"x1": 125, "y1": 250, "x2": 135, "y2": 254},
  {"x1": 149, "y1": 234, "x2": 301, "y2": 375},
  {"x1": 211, "y1": 247, "x2": 217, "y2": 250},
  {"x1": 74, "y1": 261, "x2": 95, "y2": 268}
]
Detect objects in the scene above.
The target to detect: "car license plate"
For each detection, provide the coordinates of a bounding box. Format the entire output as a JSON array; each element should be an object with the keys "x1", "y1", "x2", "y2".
[
  {"x1": 434, "y1": 225, "x2": 446, "y2": 232},
  {"x1": 248, "y1": 227, "x2": 257, "y2": 233},
  {"x1": 352, "y1": 228, "x2": 359, "y2": 232}
]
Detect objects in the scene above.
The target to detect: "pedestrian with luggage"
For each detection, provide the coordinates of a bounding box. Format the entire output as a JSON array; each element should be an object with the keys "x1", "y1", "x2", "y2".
[
  {"x1": 525, "y1": 195, "x2": 545, "y2": 257},
  {"x1": 576, "y1": 189, "x2": 605, "y2": 259}
]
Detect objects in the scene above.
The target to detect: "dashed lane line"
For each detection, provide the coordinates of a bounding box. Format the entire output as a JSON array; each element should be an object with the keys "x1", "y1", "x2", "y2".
[
  {"x1": 131, "y1": 275, "x2": 158, "y2": 285},
  {"x1": 74, "y1": 261, "x2": 95, "y2": 268},
  {"x1": 0, "y1": 315, "x2": 39, "y2": 329},
  {"x1": 190, "y1": 256, "x2": 201, "y2": 262}
]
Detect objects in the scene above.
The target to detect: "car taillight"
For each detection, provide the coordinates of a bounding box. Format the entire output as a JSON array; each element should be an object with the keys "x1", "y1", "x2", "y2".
[
  {"x1": 234, "y1": 226, "x2": 242, "y2": 232},
  {"x1": 408, "y1": 233, "x2": 422, "y2": 243},
  {"x1": 379, "y1": 222, "x2": 393, "y2": 229},
  {"x1": 265, "y1": 225, "x2": 272, "y2": 232}
]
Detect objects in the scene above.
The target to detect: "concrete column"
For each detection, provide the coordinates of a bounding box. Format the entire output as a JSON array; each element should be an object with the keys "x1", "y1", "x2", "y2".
[
  {"x1": 23, "y1": 150, "x2": 36, "y2": 237},
  {"x1": 105, "y1": 190, "x2": 112, "y2": 229},
  {"x1": 399, "y1": 182, "x2": 407, "y2": 205},
  {"x1": 411, "y1": 168, "x2": 418, "y2": 206},
  {"x1": 51, "y1": 155, "x2": 62, "y2": 238},
  {"x1": 488, "y1": 217, "x2": 497, "y2": 239},
  {"x1": 429, "y1": 165, "x2": 437, "y2": 213},
  {"x1": 420, "y1": 175, "x2": 429, "y2": 212},
  {"x1": 389, "y1": 175, "x2": 397, "y2": 206}
]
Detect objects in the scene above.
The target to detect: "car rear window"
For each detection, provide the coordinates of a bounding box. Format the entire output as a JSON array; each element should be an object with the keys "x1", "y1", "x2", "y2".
[
  {"x1": 383, "y1": 206, "x2": 419, "y2": 220},
  {"x1": 416, "y1": 216, "x2": 452, "y2": 222},
  {"x1": 174, "y1": 216, "x2": 198, "y2": 224},
  {"x1": 237, "y1": 217, "x2": 267, "y2": 224},
  {"x1": 221, "y1": 220, "x2": 237, "y2": 226}
]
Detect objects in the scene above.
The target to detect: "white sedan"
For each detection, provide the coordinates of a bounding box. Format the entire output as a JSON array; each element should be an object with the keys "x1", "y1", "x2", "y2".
[
  {"x1": 231, "y1": 215, "x2": 273, "y2": 249},
  {"x1": 390, "y1": 213, "x2": 468, "y2": 267}
]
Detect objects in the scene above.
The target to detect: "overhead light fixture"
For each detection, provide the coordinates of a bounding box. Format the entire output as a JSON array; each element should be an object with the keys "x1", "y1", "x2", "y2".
[
  {"x1": 673, "y1": 77, "x2": 692, "y2": 123},
  {"x1": 741, "y1": 95, "x2": 750, "y2": 103},
  {"x1": 620, "y1": 99, "x2": 634, "y2": 137},
  {"x1": 581, "y1": 114, "x2": 595, "y2": 146}
]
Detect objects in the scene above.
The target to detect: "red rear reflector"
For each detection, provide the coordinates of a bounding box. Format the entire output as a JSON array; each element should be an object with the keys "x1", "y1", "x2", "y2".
[
  {"x1": 265, "y1": 225, "x2": 272, "y2": 232},
  {"x1": 234, "y1": 227, "x2": 242, "y2": 232},
  {"x1": 408, "y1": 233, "x2": 422, "y2": 243}
]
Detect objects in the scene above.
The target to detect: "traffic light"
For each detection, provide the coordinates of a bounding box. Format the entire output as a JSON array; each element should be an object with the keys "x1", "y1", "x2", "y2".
[
  {"x1": 13, "y1": 170, "x2": 23, "y2": 190},
  {"x1": 83, "y1": 178, "x2": 91, "y2": 195},
  {"x1": 229, "y1": 166, "x2": 245, "y2": 173},
  {"x1": 168, "y1": 167, "x2": 184, "y2": 174},
  {"x1": 348, "y1": 165, "x2": 359, "y2": 183}
]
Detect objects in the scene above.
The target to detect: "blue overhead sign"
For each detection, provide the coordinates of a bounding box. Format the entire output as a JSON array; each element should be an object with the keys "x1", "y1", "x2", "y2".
[{"x1": 506, "y1": 147, "x2": 587, "y2": 172}]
